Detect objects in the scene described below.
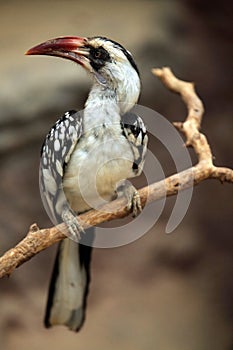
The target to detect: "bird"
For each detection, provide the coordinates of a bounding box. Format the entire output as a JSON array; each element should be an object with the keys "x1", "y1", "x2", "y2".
[{"x1": 26, "y1": 35, "x2": 148, "y2": 332}]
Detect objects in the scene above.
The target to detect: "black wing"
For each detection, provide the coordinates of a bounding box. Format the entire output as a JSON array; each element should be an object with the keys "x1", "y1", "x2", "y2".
[
  {"x1": 40, "y1": 110, "x2": 83, "y2": 225},
  {"x1": 121, "y1": 111, "x2": 148, "y2": 174}
]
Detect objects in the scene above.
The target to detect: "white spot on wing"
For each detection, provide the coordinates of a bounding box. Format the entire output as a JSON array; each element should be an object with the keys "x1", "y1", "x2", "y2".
[
  {"x1": 62, "y1": 146, "x2": 67, "y2": 157},
  {"x1": 54, "y1": 139, "x2": 60, "y2": 151},
  {"x1": 56, "y1": 160, "x2": 63, "y2": 177},
  {"x1": 42, "y1": 169, "x2": 57, "y2": 195}
]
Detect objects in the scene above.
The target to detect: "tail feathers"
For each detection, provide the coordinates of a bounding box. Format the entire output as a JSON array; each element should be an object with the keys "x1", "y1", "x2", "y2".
[{"x1": 44, "y1": 229, "x2": 93, "y2": 331}]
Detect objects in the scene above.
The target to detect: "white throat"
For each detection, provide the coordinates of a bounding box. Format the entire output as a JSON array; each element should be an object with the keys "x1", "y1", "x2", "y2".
[{"x1": 84, "y1": 67, "x2": 140, "y2": 130}]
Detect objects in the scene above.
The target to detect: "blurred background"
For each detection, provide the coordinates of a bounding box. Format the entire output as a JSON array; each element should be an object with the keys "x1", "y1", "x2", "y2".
[{"x1": 0, "y1": 1, "x2": 232, "y2": 349}]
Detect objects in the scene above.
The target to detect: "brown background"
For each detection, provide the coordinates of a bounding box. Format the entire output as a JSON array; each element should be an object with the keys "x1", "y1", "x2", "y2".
[{"x1": 0, "y1": 1, "x2": 232, "y2": 349}]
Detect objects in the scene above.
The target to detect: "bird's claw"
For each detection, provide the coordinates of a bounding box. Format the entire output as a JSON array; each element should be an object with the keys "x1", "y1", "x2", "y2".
[
  {"x1": 117, "y1": 180, "x2": 142, "y2": 217},
  {"x1": 126, "y1": 188, "x2": 142, "y2": 217},
  {"x1": 61, "y1": 208, "x2": 84, "y2": 241}
]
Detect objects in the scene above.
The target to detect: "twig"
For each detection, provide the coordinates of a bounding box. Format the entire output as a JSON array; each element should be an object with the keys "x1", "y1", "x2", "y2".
[{"x1": 0, "y1": 67, "x2": 232, "y2": 278}]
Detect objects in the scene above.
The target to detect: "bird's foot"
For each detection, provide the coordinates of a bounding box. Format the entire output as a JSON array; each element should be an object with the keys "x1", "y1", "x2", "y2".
[
  {"x1": 127, "y1": 187, "x2": 142, "y2": 217},
  {"x1": 61, "y1": 207, "x2": 85, "y2": 241},
  {"x1": 117, "y1": 180, "x2": 142, "y2": 217}
]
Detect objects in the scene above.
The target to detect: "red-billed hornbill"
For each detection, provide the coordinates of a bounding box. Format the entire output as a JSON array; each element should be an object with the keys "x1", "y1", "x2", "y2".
[{"x1": 26, "y1": 36, "x2": 148, "y2": 331}]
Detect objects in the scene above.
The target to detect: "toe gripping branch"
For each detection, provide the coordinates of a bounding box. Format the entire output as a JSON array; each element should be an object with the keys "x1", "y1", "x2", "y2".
[
  {"x1": 61, "y1": 207, "x2": 85, "y2": 241},
  {"x1": 117, "y1": 180, "x2": 142, "y2": 217}
]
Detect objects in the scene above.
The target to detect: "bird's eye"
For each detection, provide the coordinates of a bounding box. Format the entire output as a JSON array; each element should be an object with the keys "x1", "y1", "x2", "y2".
[
  {"x1": 94, "y1": 50, "x2": 101, "y2": 58},
  {"x1": 89, "y1": 46, "x2": 111, "y2": 71},
  {"x1": 90, "y1": 47, "x2": 110, "y2": 61}
]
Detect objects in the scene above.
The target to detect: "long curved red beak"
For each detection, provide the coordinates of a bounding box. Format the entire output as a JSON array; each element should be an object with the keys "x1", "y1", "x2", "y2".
[{"x1": 25, "y1": 36, "x2": 90, "y2": 67}]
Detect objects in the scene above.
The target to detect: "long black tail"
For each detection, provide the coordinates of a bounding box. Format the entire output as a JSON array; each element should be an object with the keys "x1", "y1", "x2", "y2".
[{"x1": 44, "y1": 228, "x2": 94, "y2": 331}]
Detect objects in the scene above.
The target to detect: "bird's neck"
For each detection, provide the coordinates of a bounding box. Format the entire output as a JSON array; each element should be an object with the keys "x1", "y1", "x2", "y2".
[{"x1": 84, "y1": 80, "x2": 140, "y2": 130}]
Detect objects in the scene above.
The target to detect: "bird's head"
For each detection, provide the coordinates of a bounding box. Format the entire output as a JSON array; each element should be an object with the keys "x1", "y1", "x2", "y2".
[{"x1": 26, "y1": 36, "x2": 141, "y2": 112}]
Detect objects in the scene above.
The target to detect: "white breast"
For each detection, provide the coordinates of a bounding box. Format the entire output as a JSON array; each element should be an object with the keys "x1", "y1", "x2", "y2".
[{"x1": 63, "y1": 125, "x2": 134, "y2": 213}]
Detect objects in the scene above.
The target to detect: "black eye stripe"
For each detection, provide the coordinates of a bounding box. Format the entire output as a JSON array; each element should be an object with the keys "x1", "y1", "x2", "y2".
[
  {"x1": 88, "y1": 46, "x2": 111, "y2": 71},
  {"x1": 89, "y1": 46, "x2": 111, "y2": 62}
]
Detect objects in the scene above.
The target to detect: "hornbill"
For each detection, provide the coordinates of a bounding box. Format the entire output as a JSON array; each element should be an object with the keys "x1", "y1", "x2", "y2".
[{"x1": 26, "y1": 36, "x2": 148, "y2": 331}]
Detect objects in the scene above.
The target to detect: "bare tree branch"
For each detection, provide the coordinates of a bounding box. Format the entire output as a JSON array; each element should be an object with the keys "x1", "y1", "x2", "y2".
[{"x1": 0, "y1": 67, "x2": 232, "y2": 279}]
